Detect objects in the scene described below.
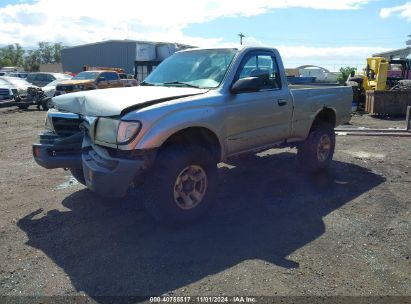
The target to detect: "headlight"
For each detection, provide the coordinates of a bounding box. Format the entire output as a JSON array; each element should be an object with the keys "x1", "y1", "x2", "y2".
[
  {"x1": 44, "y1": 112, "x2": 54, "y2": 132},
  {"x1": 117, "y1": 121, "x2": 141, "y2": 145},
  {"x1": 95, "y1": 118, "x2": 141, "y2": 146},
  {"x1": 95, "y1": 118, "x2": 120, "y2": 145}
]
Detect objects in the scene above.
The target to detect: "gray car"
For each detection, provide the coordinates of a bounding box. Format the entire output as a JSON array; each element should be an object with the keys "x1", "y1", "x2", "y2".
[
  {"x1": 26, "y1": 72, "x2": 71, "y2": 87},
  {"x1": 0, "y1": 78, "x2": 14, "y2": 100},
  {"x1": 0, "y1": 76, "x2": 37, "y2": 100}
]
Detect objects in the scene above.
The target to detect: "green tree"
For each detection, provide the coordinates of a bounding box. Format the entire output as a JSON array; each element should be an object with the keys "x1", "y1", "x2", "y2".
[
  {"x1": 0, "y1": 41, "x2": 65, "y2": 71},
  {"x1": 24, "y1": 49, "x2": 41, "y2": 72},
  {"x1": 53, "y1": 43, "x2": 64, "y2": 63},
  {"x1": 37, "y1": 42, "x2": 64, "y2": 64},
  {"x1": 337, "y1": 66, "x2": 357, "y2": 85},
  {"x1": 38, "y1": 42, "x2": 54, "y2": 64},
  {"x1": 0, "y1": 43, "x2": 25, "y2": 68}
]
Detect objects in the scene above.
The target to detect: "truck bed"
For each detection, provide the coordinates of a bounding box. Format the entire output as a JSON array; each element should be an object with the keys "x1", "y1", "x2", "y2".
[
  {"x1": 289, "y1": 83, "x2": 342, "y2": 89},
  {"x1": 289, "y1": 85, "x2": 353, "y2": 139}
]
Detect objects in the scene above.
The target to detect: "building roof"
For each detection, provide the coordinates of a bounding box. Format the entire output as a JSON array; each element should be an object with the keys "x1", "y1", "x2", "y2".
[
  {"x1": 63, "y1": 39, "x2": 195, "y2": 50},
  {"x1": 373, "y1": 46, "x2": 411, "y2": 59}
]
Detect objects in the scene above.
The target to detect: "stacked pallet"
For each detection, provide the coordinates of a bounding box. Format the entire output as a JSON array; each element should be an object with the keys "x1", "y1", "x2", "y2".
[{"x1": 365, "y1": 90, "x2": 411, "y2": 115}]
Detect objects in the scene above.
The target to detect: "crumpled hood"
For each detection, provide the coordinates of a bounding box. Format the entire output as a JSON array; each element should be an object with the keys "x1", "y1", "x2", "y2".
[{"x1": 52, "y1": 86, "x2": 209, "y2": 116}]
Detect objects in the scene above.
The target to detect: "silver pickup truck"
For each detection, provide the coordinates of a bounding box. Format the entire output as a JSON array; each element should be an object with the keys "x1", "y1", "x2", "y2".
[{"x1": 33, "y1": 46, "x2": 352, "y2": 224}]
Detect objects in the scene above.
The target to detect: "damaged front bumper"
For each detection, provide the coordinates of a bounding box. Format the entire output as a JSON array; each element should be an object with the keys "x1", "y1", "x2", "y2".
[
  {"x1": 81, "y1": 145, "x2": 156, "y2": 197},
  {"x1": 33, "y1": 131, "x2": 156, "y2": 197},
  {"x1": 32, "y1": 131, "x2": 83, "y2": 169}
]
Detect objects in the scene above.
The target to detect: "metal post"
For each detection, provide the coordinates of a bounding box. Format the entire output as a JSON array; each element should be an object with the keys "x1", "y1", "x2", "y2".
[
  {"x1": 238, "y1": 33, "x2": 245, "y2": 45},
  {"x1": 406, "y1": 106, "x2": 411, "y2": 132}
]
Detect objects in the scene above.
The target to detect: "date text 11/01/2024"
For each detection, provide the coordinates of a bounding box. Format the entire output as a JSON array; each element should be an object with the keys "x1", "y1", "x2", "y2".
[{"x1": 150, "y1": 296, "x2": 257, "y2": 303}]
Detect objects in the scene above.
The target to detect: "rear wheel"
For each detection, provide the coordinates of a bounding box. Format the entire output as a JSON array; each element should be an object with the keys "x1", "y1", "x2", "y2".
[
  {"x1": 297, "y1": 122, "x2": 335, "y2": 172},
  {"x1": 143, "y1": 146, "x2": 218, "y2": 225}
]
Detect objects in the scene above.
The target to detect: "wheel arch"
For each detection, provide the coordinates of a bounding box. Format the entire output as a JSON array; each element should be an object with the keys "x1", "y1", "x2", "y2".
[
  {"x1": 160, "y1": 126, "x2": 223, "y2": 162},
  {"x1": 310, "y1": 107, "x2": 337, "y2": 131}
]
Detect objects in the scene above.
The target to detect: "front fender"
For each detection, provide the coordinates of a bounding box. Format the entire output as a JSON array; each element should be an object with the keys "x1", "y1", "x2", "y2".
[{"x1": 135, "y1": 106, "x2": 225, "y2": 154}]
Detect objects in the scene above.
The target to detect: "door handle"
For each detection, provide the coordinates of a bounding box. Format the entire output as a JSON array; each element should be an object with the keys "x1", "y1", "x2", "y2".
[{"x1": 277, "y1": 99, "x2": 287, "y2": 106}]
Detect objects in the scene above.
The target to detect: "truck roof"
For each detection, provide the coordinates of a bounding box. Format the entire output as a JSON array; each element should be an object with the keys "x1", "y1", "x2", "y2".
[
  {"x1": 177, "y1": 45, "x2": 278, "y2": 54},
  {"x1": 80, "y1": 70, "x2": 120, "y2": 73}
]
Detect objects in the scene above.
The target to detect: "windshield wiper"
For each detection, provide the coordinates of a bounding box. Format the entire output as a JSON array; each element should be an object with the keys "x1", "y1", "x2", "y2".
[
  {"x1": 163, "y1": 81, "x2": 202, "y2": 88},
  {"x1": 140, "y1": 81, "x2": 155, "y2": 86}
]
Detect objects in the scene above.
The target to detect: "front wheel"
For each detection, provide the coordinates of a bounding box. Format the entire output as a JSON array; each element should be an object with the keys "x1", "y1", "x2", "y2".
[
  {"x1": 297, "y1": 122, "x2": 335, "y2": 172},
  {"x1": 41, "y1": 98, "x2": 53, "y2": 111},
  {"x1": 16, "y1": 103, "x2": 29, "y2": 110},
  {"x1": 143, "y1": 146, "x2": 218, "y2": 225}
]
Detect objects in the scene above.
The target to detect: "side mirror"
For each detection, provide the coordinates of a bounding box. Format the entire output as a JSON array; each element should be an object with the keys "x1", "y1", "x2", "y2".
[
  {"x1": 350, "y1": 70, "x2": 355, "y2": 77},
  {"x1": 231, "y1": 77, "x2": 262, "y2": 94},
  {"x1": 97, "y1": 76, "x2": 106, "y2": 82}
]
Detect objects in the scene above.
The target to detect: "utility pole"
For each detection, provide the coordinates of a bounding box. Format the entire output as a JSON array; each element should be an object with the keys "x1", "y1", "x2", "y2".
[{"x1": 238, "y1": 33, "x2": 245, "y2": 45}]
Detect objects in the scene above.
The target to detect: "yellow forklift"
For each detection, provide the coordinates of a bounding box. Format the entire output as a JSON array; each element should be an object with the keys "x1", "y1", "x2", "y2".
[
  {"x1": 347, "y1": 57, "x2": 411, "y2": 110},
  {"x1": 347, "y1": 57, "x2": 411, "y2": 114}
]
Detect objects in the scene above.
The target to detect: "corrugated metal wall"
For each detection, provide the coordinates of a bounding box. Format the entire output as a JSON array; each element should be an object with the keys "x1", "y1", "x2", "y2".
[{"x1": 61, "y1": 40, "x2": 137, "y2": 74}]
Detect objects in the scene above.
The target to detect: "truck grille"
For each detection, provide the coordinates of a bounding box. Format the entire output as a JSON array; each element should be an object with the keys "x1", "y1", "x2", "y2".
[
  {"x1": 52, "y1": 116, "x2": 82, "y2": 137},
  {"x1": 0, "y1": 88, "x2": 11, "y2": 96}
]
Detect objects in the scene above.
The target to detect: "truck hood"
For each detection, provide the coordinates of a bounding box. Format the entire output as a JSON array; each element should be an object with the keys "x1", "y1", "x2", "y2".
[
  {"x1": 52, "y1": 86, "x2": 209, "y2": 116},
  {"x1": 57, "y1": 79, "x2": 94, "y2": 86}
]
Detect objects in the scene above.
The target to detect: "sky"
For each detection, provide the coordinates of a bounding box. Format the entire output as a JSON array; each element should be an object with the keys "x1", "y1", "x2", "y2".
[{"x1": 0, "y1": 0, "x2": 410, "y2": 71}]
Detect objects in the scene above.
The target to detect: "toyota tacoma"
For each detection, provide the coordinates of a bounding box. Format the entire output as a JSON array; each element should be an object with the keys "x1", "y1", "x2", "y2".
[{"x1": 33, "y1": 46, "x2": 352, "y2": 224}]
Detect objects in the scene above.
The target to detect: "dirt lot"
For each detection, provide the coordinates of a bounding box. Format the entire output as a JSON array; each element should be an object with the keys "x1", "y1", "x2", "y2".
[{"x1": 0, "y1": 108, "x2": 410, "y2": 302}]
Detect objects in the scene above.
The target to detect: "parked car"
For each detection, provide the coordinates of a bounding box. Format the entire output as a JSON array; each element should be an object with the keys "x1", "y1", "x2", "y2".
[
  {"x1": 0, "y1": 78, "x2": 14, "y2": 100},
  {"x1": 42, "y1": 78, "x2": 72, "y2": 98},
  {"x1": 7, "y1": 72, "x2": 29, "y2": 79},
  {"x1": 26, "y1": 72, "x2": 71, "y2": 87},
  {"x1": 33, "y1": 46, "x2": 352, "y2": 225},
  {"x1": 0, "y1": 67, "x2": 25, "y2": 77},
  {"x1": 0, "y1": 76, "x2": 37, "y2": 101},
  {"x1": 55, "y1": 70, "x2": 137, "y2": 95},
  {"x1": 22, "y1": 87, "x2": 54, "y2": 110},
  {"x1": 19, "y1": 78, "x2": 74, "y2": 111},
  {"x1": 118, "y1": 73, "x2": 139, "y2": 87}
]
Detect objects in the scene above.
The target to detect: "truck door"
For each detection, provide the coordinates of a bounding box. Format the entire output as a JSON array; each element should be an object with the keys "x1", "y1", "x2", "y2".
[
  {"x1": 98, "y1": 72, "x2": 122, "y2": 89},
  {"x1": 225, "y1": 51, "x2": 293, "y2": 155}
]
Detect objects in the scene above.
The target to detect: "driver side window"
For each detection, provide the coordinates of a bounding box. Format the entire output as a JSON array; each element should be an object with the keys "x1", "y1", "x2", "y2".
[
  {"x1": 100, "y1": 72, "x2": 118, "y2": 81},
  {"x1": 237, "y1": 53, "x2": 281, "y2": 90}
]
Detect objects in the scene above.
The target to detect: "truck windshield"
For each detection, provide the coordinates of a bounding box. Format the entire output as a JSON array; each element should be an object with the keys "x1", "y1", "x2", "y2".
[
  {"x1": 72, "y1": 72, "x2": 99, "y2": 80},
  {"x1": 143, "y1": 49, "x2": 237, "y2": 89}
]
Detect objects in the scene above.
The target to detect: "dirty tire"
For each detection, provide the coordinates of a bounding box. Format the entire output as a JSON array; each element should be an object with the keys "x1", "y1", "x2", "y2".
[
  {"x1": 69, "y1": 168, "x2": 86, "y2": 186},
  {"x1": 297, "y1": 122, "x2": 335, "y2": 172},
  {"x1": 143, "y1": 146, "x2": 218, "y2": 226},
  {"x1": 41, "y1": 98, "x2": 53, "y2": 111}
]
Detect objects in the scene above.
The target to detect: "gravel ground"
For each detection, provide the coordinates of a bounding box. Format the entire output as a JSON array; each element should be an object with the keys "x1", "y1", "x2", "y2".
[{"x1": 0, "y1": 108, "x2": 410, "y2": 302}]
